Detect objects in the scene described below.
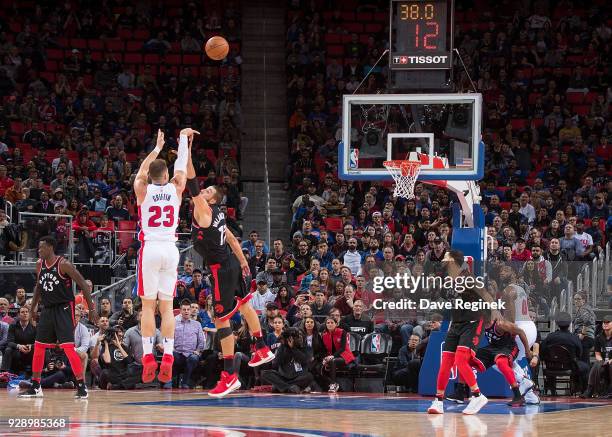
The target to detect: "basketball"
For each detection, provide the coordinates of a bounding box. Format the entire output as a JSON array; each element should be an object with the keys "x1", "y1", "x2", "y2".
[{"x1": 205, "y1": 36, "x2": 229, "y2": 60}]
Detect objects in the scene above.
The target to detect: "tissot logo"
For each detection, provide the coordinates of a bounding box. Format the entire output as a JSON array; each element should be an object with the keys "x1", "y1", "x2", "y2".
[{"x1": 407, "y1": 55, "x2": 449, "y2": 64}]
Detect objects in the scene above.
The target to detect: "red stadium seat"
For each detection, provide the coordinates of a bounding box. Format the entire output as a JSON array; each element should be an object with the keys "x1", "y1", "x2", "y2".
[
  {"x1": 39, "y1": 72, "x2": 56, "y2": 83},
  {"x1": 574, "y1": 105, "x2": 590, "y2": 116},
  {"x1": 10, "y1": 122, "x2": 25, "y2": 135},
  {"x1": 324, "y1": 217, "x2": 343, "y2": 233},
  {"x1": 133, "y1": 29, "x2": 150, "y2": 40},
  {"x1": 511, "y1": 119, "x2": 528, "y2": 130},
  {"x1": 118, "y1": 220, "x2": 137, "y2": 231},
  {"x1": 344, "y1": 22, "x2": 363, "y2": 33},
  {"x1": 365, "y1": 23, "x2": 383, "y2": 33},
  {"x1": 566, "y1": 92, "x2": 584, "y2": 105},
  {"x1": 499, "y1": 202, "x2": 512, "y2": 211},
  {"x1": 324, "y1": 33, "x2": 342, "y2": 44},
  {"x1": 183, "y1": 54, "x2": 202, "y2": 65},
  {"x1": 117, "y1": 29, "x2": 133, "y2": 40},
  {"x1": 143, "y1": 54, "x2": 161, "y2": 64},
  {"x1": 164, "y1": 54, "x2": 181, "y2": 65},
  {"x1": 328, "y1": 45, "x2": 344, "y2": 56},
  {"x1": 584, "y1": 92, "x2": 598, "y2": 104},
  {"x1": 126, "y1": 41, "x2": 143, "y2": 52},
  {"x1": 106, "y1": 40, "x2": 125, "y2": 52},
  {"x1": 124, "y1": 53, "x2": 143, "y2": 64},
  {"x1": 88, "y1": 40, "x2": 104, "y2": 50},
  {"x1": 68, "y1": 39, "x2": 86, "y2": 51},
  {"x1": 356, "y1": 12, "x2": 373, "y2": 21},
  {"x1": 46, "y1": 49, "x2": 65, "y2": 60}
]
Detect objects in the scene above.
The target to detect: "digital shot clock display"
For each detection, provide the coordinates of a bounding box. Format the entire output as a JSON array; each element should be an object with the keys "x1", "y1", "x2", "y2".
[{"x1": 389, "y1": 0, "x2": 453, "y2": 70}]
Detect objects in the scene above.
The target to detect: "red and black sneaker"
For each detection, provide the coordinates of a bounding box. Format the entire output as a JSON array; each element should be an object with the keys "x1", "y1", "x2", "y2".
[
  {"x1": 141, "y1": 353, "x2": 158, "y2": 383},
  {"x1": 208, "y1": 371, "x2": 241, "y2": 398},
  {"x1": 157, "y1": 354, "x2": 174, "y2": 384},
  {"x1": 248, "y1": 345, "x2": 275, "y2": 367}
]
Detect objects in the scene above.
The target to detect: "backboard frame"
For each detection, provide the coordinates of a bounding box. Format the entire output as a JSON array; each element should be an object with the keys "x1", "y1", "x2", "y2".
[{"x1": 339, "y1": 93, "x2": 483, "y2": 181}]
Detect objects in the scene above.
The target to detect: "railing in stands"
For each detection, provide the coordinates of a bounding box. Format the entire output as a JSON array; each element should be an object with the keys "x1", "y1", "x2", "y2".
[
  {"x1": 4, "y1": 200, "x2": 13, "y2": 222},
  {"x1": 18, "y1": 212, "x2": 74, "y2": 263}
]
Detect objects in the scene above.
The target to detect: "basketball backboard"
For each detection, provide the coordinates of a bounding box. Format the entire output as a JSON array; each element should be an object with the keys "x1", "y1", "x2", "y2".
[{"x1": 339, "y1": 93, "x2": 483, "y2": 181}]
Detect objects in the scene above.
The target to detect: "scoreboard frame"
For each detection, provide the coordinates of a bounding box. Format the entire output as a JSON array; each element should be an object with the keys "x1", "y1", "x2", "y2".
[{"x1": 389, "y1": 0, "x2": 454, "y2": 70}]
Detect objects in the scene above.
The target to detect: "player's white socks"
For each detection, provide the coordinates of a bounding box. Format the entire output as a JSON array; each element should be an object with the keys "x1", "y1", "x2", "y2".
[
  {"x1": 142, "y1": 336, "x2": 154, "y2": 356},
  {"x1": 163, "y1": 337, "x2": 174, "y2": 355}
]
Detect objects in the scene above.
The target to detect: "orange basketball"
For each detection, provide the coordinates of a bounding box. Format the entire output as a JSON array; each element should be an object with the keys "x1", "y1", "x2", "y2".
[{"x1": 205, "y1": 36, "x2": 229, "y2": 60}]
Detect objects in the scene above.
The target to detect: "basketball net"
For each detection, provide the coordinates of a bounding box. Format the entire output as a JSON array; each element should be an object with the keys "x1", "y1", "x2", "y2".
[{"x1": 383, "y1": 159, "x2": 422, "y2": 199}]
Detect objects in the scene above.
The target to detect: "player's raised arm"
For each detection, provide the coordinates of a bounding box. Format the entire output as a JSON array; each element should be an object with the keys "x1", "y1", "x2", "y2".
[
  {"x1": 225, "y1": 228, "x2": 250, "y2": 277},
  {"x1": 172, "y1": 128, "x2": 199, "y2": 194},
  {"x1": 186, "y1": 144, "x2": 212, "y2": 223},
  {"x1": 60, "y1": 259, "x2": 98, "y2": 324},
  {"x1": 134, "y1": 129, "x2": 165, "y2": 202}
]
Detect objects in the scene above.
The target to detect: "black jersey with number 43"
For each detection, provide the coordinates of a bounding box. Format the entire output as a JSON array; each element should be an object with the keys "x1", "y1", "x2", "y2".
[
  {"x1": 192, "y1": 204, "x2": 230, "y2": 265},
  {"x1": 37, "y1": 256, "x2": 73, "y2": 306}
]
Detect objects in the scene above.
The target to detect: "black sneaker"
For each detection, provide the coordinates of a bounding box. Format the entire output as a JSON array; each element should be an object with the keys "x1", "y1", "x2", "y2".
[
  {"x1": 446, "y1": 384, "x2": 466, "y2": 404},
  {"x1": 75, "y1": 381, "x2": 88, "y2": 399},
  {"x1": 507, "y1": 393, "x2": 525, "y2": 407},
  {"x1": 579, "y1": 387, "x2": 593, "y2": 399},
  {"x1": 19, "y1": 382, "x2": 43, "y2": 398}
]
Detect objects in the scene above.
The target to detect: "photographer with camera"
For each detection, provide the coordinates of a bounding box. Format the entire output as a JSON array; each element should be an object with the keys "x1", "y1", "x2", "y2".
[
  {"x1": 261, "y1": 326, "x2": 313, "y2": 394},
  {"x1": 97, "y1": 325, "x2": 139, "y2": 390}
]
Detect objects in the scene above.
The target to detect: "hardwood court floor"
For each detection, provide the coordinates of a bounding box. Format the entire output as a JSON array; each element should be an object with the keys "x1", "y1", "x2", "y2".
[{"x1": 1, "y1": 389, "x2": 611, "y2": 436}]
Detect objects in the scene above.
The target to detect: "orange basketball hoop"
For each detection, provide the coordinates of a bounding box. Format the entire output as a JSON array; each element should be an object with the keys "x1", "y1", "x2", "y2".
[{"x1": 383, "y1": 159, "x2": 422, "y2": 199}]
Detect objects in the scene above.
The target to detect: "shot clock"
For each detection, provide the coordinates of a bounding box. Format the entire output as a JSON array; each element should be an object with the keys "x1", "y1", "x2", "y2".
[{"x1": 389, "y1": 0, "x2": 453, "y2": 70}]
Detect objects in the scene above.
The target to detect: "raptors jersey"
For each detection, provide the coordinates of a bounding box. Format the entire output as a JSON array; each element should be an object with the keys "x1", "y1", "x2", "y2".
[
  {"x1": 138, "y1": 183, "x2": 180, "y2": 242},
  {"x1": 38, "y1": 257, "x2": 73, "y2": 306},
  {"x1": 484, "y1": 320, "x2": 516, "y2": 349},
  {"x1": 192, "y1": 204, "x2": 230, "y2": 265}
]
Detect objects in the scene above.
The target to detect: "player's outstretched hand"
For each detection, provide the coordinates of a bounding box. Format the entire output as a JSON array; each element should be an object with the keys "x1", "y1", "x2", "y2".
[
  {"x1": 241, "y1": 263, "x2": 250, "y2": 278},
  {"x1": 180, "y1": 128, "x2": 201, "y2": 137},
  {"x1": 156, "y1": 129, "x2": 165, "y2": 150}
]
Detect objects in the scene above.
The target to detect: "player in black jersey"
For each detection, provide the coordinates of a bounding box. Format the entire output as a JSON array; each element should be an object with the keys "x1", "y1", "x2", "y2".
[
  {"x1": 448, "y1": 318, "x2": 533, "y2": 407},
  {"x1": 20, "y1": 236, "x2": 98, "y2": 399},
  {"x1": 186, "y1": 149, "x2": 274, "y2": 398},
  {"x1": 428, "y1": 250, "x2": 497, "y2": 415}
]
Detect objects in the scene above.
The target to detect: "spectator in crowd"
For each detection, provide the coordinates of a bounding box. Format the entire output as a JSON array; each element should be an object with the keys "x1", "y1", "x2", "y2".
[
  {"x1": 321, "y1": 316, "x2": 355, "y2": 393},
  {"x1": 173, "y1": 300, "x2": 206, "y2": 388},
  {"x1": 0, "y1": 299, "x2": 13, "y2": 324},
  {"x1": 0, "y1": 320, "x2": 9, "y2": 355},
  {"x1": 178, "y1": 259, "x2": 195, "y2": 285},
  {"x1": 1, "y1": 306, "x2": 35, "y2": 373},
  {"x1": 392, "y1": 334, "x2": 423, "y2": 392},
  {"x1": 340, "y1": 300, "x2": 374, "y2": 336},
  {"x1": 97, "y1": 298, "x2": 113, "y2": 319},
  {"x1": 73, "y1": 304, "x2": 91, "y2": 374},
  {"x1": 572, "y1": 292, "x2": 596, "y2": 364},
  {"x1": 10, "y1": 286, "x2": 27, "y2": 309},
  {"x1": 541, "y1": 312, "x2": 589, "y2": 393},
  {"x1": 251, "y1": 278, "x2": 276, "y2": 313},
  {"x1": 581, "y1": 315, "x2": 612, "y2": 399},
  {"x1": 105, "y1": 195, "x2": 130, "y2": 222},
  {"x1": 265, "y1": 315, "x2": 285, "y2": 354},
  {"x1": 109, "y1": 297, "x2": 137, "y2": 330}
]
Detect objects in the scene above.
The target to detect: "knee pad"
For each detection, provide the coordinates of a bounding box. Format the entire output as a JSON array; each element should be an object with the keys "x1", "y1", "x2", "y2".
[{"x1": 217, "y1": 326, "x2": 233, "y2": 341}]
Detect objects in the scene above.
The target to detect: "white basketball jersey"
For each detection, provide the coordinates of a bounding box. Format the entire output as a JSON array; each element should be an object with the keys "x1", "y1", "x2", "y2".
[
  {"x1": 512, "y1": 284, "x2": 530, "y2": 322},
  {"x1": 139, "y1": 183, "x2": 180, "y2": 242}
]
